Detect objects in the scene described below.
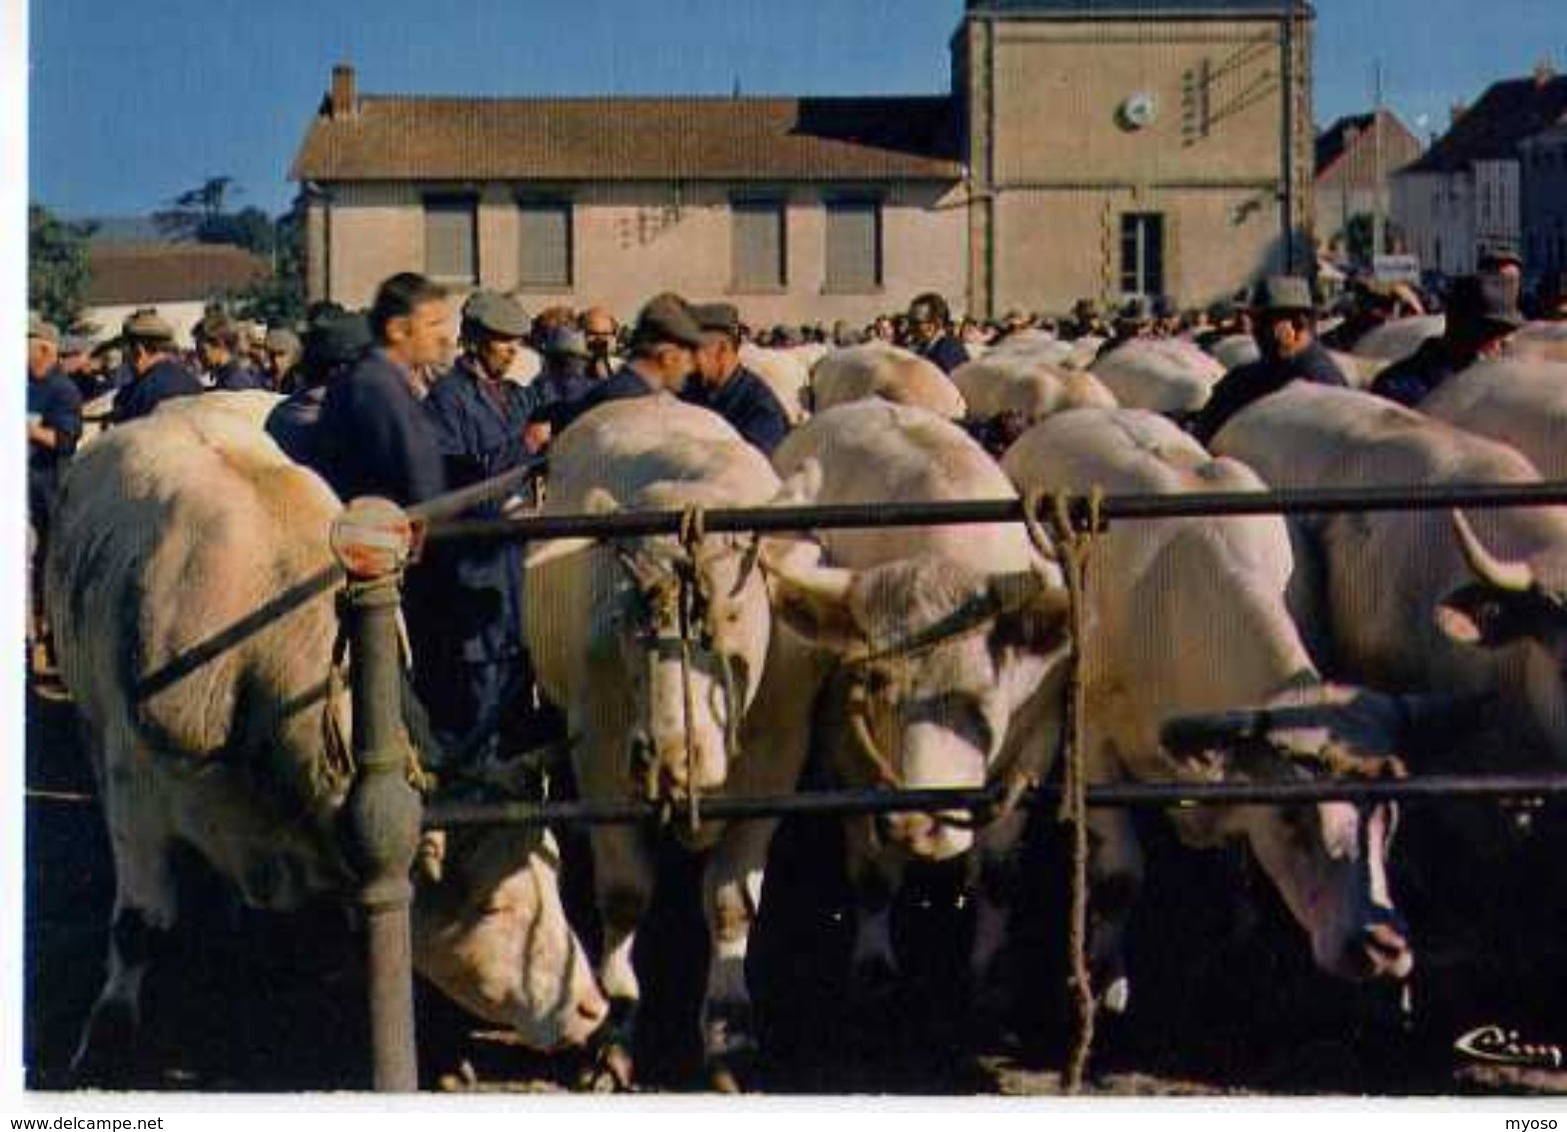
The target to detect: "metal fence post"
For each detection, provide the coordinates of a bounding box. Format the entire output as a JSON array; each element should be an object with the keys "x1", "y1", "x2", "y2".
[{"x1": 332, "y1": 498, "x2": 422, "y2": 1092}]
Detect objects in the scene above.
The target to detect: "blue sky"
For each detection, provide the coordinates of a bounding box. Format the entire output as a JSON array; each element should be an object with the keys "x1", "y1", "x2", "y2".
[{"x1": 27, "y1": 0, "x2": 1567, "y2": 218}]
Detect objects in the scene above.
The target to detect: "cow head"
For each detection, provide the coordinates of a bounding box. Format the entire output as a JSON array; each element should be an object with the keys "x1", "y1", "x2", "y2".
[
  {"x1": 765, "y1": 552, "x2": 1070, "y2": 860},
  {"x1": 411, "y1": 824, "x2": 607, "y2": 1051},
  {"x1": 1435, "y1": 509, "x2": 1567, "y2": 767},
  {"x1": 1160, "y1": 685, "x2": 1414, "y2": 983},
  {"x1": 586, "y1": 491, "x2": 773, "y2": 803}
]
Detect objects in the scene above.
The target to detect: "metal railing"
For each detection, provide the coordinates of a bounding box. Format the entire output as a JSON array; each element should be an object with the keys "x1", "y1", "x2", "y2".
[{"x1": 328, "y1": 475, "x2": 1567, "y2": 1093}]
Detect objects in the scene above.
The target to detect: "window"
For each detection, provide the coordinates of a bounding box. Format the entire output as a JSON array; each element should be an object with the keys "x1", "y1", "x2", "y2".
[
  {"x1": 824, "y1": 197, "x2": 882, "y2": 292},
  {"x1": 424, "y1": 194, "x2": 478, "y2": 283},
  {"x1": 517, "y1": 198, "x2": 573, "y2": 289},
  {"x1": 731, "y1": 197, "x2": 787, "y2": 291},
  {"x1": 1120, "y1": 213, "x2": 1165, "y2": 297}
]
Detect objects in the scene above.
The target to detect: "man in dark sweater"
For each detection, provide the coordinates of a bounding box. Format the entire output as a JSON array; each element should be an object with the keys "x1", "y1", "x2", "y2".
[
  {"x1": 110, "y1": 310, "x2": 205, "y2": 425},
  {"x1": 1371, "y1": 274, "x2": 1523, "y2": 409},
  {"x1": 682, "y1": 302, "x2": 790, "y2": 456},
  {"x1": 1191, "y1": 276, "x2": 1347, "y2": 446}
]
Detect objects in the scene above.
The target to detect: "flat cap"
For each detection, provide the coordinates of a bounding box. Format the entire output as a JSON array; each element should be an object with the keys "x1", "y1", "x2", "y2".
[
  {"x1": 121, "y1": 309, "x2": 177, "y2": 343},
  {"x1": 539, "y1": 326, "x2": 592, "y2": 359},
  {"x1": 1117, "y1": 297, "x2": 1151, "y2": 323},
  {"x1": 27, "y1": 314, "x2": 60, "y2": 345},
  {"x1": 1448, "y1": 273, "x2": 1524, "y2": 334},
  {"x1": 304, "y1": 311, "x2": 372, "y2": 367},
  {"x1": 631, "y1": 292, "x2": 705, "y2": 350},
  {"x1": 264, "y1": 327, "x2": 302, "y2": 355},
  {"x1": 1248, "y1": 275, "x2": 1316, "y2": 315},
  {"x1": 193, "y1": 311, "x2": 240, "y2": 342},
  {"x1": 462, "y1": 290, "x2": 529, "y2": 340},
  {"x1": 691, "y1": 302, "x2": 741, "y2": 338}
]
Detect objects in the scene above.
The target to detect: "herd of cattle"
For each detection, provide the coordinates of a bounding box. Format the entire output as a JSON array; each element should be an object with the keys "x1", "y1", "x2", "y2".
[{"x1": 42, "y1": 312, "x2": 1567, "y2": 1091}]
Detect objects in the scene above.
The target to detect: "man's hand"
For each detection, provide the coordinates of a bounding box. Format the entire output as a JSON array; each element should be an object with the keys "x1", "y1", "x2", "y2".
[{"x1": 524, "y1": 421, "x2": 552, "y2": 455}]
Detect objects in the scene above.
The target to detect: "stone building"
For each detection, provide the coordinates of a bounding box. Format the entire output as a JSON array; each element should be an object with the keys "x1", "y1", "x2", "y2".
[
  {"x1": 291, "y1": 0, "x2": 1314, "y2": 322},
  {"x1": 1520, "y1": 120, "x2": 1567, "y2": 288}
]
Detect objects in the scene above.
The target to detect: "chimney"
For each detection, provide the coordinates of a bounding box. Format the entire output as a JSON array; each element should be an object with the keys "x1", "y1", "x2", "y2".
[
  {"x1": 1450, "y1": 100, "x2": 1468, "y2": 126},
  {"x1": 1535, "y1": 57, "x2": 1558, "y2": 89},
  {"x1": 330, "y1": 64, "x2": 358, "y2": 118}
]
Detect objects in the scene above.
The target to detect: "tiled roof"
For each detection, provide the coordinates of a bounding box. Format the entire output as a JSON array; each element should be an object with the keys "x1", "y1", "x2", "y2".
[
  {"x1": 1402, "y1": 74, "x2": 1567, "y2": 175},
  {"x1": 965, "y1": 0, "x2": 1310, "y2": 16},
  {"x1": 291, "y1": 94, "x2": 963, "y2": 183},
  {"x1": 85, "y1": 243, "x2": 270, "y2": 306}
]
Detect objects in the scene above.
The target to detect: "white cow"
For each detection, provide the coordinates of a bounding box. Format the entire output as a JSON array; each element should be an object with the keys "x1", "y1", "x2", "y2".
[
  {"x1": 524, "y1": 396, "x2": 819, "y2": 1090},
  {"x1": 766, "y1": 401, "x2": 1072, "y2": 994},
  {"x1": 47, "y1": 396, "x2": 607, "y2": 1080},
  {"x1": 1420, "y1": 357, "x2": 1567, "y2": 479},
  {"x1": 809, "y1": 342, "x2": 967, "y2": 419},
  {"x1": 739, "y1": 342, "x2": 811, "y2": 425},
  {"x1": 1352, "y1": 316, "x2": 1445, "y2": 363},
  {"x1": 1091, "y1": 338, "x2": 1225, "y2": 416},
  {"x1": 952, "y1": 352, "x2": 1117, "y2": 426},
  {"x1": 1001, "y1": 408, "x2": 1415, "y2": 997},
  {"x1": 1208, "y1": 334, "x2": 1261, "y2": 372},
  {"x1": 1510, "y1": 321, "x2": 1567, "y2": 364},
  {"x1": 1213, "y1": 383, "x2": 1567, "y2": 771}
]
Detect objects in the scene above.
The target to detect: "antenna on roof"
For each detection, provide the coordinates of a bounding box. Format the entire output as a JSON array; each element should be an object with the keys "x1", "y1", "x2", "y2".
[{"x1": 732, "y1": 75, "x2": 742, "y2": 99}]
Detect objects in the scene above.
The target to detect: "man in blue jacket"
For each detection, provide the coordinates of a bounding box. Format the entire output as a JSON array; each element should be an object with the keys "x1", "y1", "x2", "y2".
[
  {"x1": 550, "y1": 292, "x2": 706, "y2": 433},
  {"x1": 682, "y1": 302, "x2": 790, "y2": 455},
  {"x1": 312, "y1": 273, "x2": 449, "y2": 508},
  {"x1": 1371, "y1": 274, "x2": 1523, "y2": 409},
  {"x1": 904, "y1": 292, "x2": 969, "y2": 375},
  {"x1": 27, "y1": 315, "x2": 83, "y2": 672},
  {"x1": 110, "y1": 310, "x2": 205, "y2": 424},
  {"x1": 195, "y1": 312, "x2": 270, "y2": 391},
  {"x1": 422, "y1": 290, "x2": 544, "y2": 761}
]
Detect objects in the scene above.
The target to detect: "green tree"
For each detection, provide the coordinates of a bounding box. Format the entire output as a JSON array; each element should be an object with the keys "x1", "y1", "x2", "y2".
[
  {"x1": 154, "y1": 175, "x2": 237, "y2": 242},
  {"x1": 28, "y1": 205, "x2": 97, "y2": 331},
  {"x1": 233, "y1": 198, "x2": 305, "y2": 327}
]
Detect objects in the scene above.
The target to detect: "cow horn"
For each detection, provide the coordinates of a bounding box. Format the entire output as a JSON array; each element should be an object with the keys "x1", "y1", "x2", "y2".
[
  {"x1": 1451, "y1": 509, "x2": 1533, "y2": 594},
  {"x1": 760, "y1": 552, "x2": 854, "y2": 605}
]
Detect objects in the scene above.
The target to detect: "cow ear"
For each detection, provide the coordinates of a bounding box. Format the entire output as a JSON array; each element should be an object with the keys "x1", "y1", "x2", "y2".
[
  {"x1": 1435, "y1": 583, "x2": 1540, "y2": 648},
  {"x1": 763, "y1": 558, "x2": 862, "y2": 650}
]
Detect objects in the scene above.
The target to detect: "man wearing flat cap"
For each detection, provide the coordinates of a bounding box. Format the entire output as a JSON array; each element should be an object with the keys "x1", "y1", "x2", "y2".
[
  {"x1": 1190, "y1": 275, "x2": 1347, "y2": 445},
  {"x1": 111, "y1": 310, "x2": 205, "y2": 424},
  {"x1": 265, "y1": 310, "x2": 371, "y2": 466},
  {"x1": 529, "y1": 326, "x2": 597, "y2": 430},
  {"x1": 195, "y1": 311, "x2": 269, "y2": 392},
  {"x1": 420, "y1": 289, "x2": 543, "y2": 763},
  {"x1": 550, "y1": 291, "x2": 704, "y2": 434},
  {"x1": 27, "y1": 315, "x2": 84, "y2": 669},
  {"x1": 681, "y1": 302, "x2": 790, "y2": 456},
  {"x1": 262, "y1": 327, "x2": 303, "y2": 393},
  {"x1": 1371, "y1": 273, "x2": 1524, "y2": 409}
]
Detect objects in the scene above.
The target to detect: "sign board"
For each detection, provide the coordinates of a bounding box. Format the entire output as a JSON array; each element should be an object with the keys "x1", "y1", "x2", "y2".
[{"x1": 1373, "y1": 255, "x2": 1422, "y2": 285}]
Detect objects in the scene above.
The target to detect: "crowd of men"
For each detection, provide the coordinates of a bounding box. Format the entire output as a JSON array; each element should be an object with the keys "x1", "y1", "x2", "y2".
[{"x1": 26, "y1": 256, "x2": 1566, "y2": 754}]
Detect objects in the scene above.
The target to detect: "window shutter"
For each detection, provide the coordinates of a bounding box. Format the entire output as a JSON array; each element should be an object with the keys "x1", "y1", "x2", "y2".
[
  {"x1": 424, "y1": 196, "x2": 477, "y2": 282},
  {"x1": 732, "y1": 199, "x2": 786, "y2": 290},
  {"x1": 826, "y1": 199, "x2": 881, "y2": 292},
  {"x1": 518, "y1": 200, "x2": 572, "y2": 289}
]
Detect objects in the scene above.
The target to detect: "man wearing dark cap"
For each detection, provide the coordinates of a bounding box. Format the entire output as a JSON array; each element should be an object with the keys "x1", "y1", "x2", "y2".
[
  {"x1": 27, "y1": 316, "x2": 83, "y2": 672},
  {"x1": 265, "y1": 311, "x2": 371, "y2": 466},
  {"x1": 1191, "y1": 276, "x2": 1347, "y2": 445},
  {"x1": 529, "y1": 326, "x2": 597, "y2": 432},
  {"x1": 904, "y1": 292, "x2": 968, "y2": 375},
  {"x1": 262, "y1": 327, "x2": 303, "y2": 393},
  {"x1": 314, "y1": 272, "x2": 449, "y2": 508},
  {"x1": 681, "y1": 302, "x2": 791, "y2": 456},
  {"x1": 111, "y1": 311, "x2": 205, "y2": 424},
  {"x1": 1095, "y1": 297, "x2": 1156, "y2": 361},
  {"x1": 1370, "y1": 274, "x2": 1524, "y2": 409},
  {"x1": 194, "y1": 312, "x2": 268, "y2": 392},
  {"x1": 550, "y1": 292, "x2": 705, "y2": 433},
  {"x1": 416, "y1": 290, "x2": 543, "y2": 763}
]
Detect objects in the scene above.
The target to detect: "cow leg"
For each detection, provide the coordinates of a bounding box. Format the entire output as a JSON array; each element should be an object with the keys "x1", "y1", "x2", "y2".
[
  {"x1": 1086, "y1": 806, "x2": 1144, "y2": 1017},
  {"x1": 968, "y1": 813, "x2": 1027, "y2": 1035},
  {"x1": 699, "y1": 817, "x2": 776, "y2": 1092},
  {"x1": 579, "y1": 824, "x2": 654, "y2": 1092},
  {"x1": 71, "y1": 793, "x2": 178, "y2": 1084}
]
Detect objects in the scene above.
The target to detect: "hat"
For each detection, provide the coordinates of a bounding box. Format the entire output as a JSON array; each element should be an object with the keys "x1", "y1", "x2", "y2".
[
  {"x1": 539, "y1": 326, "x2": 592, "y2": 360},
  {"x1": 631, "y1": 292, "x2": 705, "y2": 350},
  {"x1": 27, "y1": 314, "x2": 60, "y2": 345},
  {"x1": 1447, "y1": 273, "x2": 1525, "y2": 335},
  {"x1": 304, "y1": 312, "x2": 372, "y2": 367},
  {"x1": 462, "y1": 291, "x2": 529, "y2": 340},
  {"x1": 772, "y1": 324, "x2": 804, "y2": 348},
  {"x1": 264, "y1": 327, "x2": 302, "y2": 356},
  {"x1": 193, "y1": 311, "x2": 240, "y2": 344},
  {"x1": 1117, "y1": 297, "x2": 1151, "y2": 324},
  {"x1": 1478, "y1": 247, "x2": 1524, "y2": 272},
  {"x1": 691, "y1": 302, "x2": 741, "y2": 338},
  {"x1": 122, "y1": 309, "x2": 177, "y2": 344},
  {"x1": 1248, "y1": 275, "x2": 1316, "y2": 316}
]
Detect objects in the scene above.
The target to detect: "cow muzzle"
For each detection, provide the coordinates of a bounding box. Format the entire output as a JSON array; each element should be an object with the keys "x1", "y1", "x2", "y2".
[
  {"x1": 875, "y1": 810, "x2": 974, "y2": 861},
  {"x1": 1343, "y1": 907, "x2": 1414, "y2": 982}
]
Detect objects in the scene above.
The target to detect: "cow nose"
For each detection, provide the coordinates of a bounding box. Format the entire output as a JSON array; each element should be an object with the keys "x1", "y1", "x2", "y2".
[{"x1": 877, "y1": 811, "x2": 938, "y2": 851}]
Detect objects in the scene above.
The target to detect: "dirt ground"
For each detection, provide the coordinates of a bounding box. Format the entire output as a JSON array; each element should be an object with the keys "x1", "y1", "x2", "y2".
[{"x1": 23, "y1": 680, "x2": 1567, "y2": 1097}]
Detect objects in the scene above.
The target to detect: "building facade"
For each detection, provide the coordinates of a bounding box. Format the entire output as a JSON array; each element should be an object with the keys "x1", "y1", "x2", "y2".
[
  {"x1": 1393, "y1": 67, "x2": 1567, "y2": 279},
  {"x1": 292, "y1": 0, "x2": 1314, "y2": 323},
  {"x1": 1520, "y1": 122, "x2": 1567, "y2": 284},
  {"x1": 1313, "y1": 109, "x2": 1423, "y2": 258}
]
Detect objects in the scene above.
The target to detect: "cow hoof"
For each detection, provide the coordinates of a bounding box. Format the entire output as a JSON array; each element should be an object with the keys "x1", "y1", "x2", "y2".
[
  {"x1": 436, "y1": 1059, "x2": 480, "y2": 1092},
  {"x1": 578, "y1": 1042, "x2": 634, "y2": 1093}
]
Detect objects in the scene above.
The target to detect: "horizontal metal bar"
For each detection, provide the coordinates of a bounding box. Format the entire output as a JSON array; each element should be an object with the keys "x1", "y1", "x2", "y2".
[
  {"x1": 424, "y1": 482, "x2": 1567, "y2": 546},
  {"x1": 422, "y1": 773, "x2": 1567, "y2": 829}
]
